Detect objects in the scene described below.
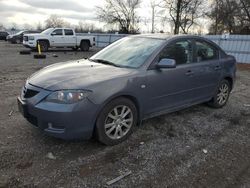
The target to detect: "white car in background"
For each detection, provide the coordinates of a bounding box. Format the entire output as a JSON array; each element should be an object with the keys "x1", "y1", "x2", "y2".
[{"x1": 23, "y1": 28, "x2": 95, "y2": 51}]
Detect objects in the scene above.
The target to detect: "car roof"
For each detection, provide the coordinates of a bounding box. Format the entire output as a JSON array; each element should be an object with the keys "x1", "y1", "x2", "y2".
[{"x1": 129, "y1": 34, "x2": 209, "y2": 41}]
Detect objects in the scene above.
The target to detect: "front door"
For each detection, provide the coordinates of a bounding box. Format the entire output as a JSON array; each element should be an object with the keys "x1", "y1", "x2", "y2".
[
  {"x1": 50, "y1": 29, "x2": 64, "y2": 47},
  {"x1": 145, "y1": 39, "x2": 197, "y2": 115}
]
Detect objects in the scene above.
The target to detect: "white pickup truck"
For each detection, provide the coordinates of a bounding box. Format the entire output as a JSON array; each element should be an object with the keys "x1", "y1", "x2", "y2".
[{"x1": 23, "y1": 28, "x2": 95, "y2": 51}]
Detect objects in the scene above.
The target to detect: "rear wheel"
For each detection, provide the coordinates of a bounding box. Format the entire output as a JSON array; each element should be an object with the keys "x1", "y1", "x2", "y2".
[
  {"x1": 95, "y1": 97, "x2": 137, "y2": 145},
  {"x1": 80, "y1": 41, "x2": 89, "y2": 51},
  {"x1": 208, "y1": 79, "x2": 231, "y2": 108},
  {"x1": 16, "y1": 39, "x2": 21, "y2": 44}
]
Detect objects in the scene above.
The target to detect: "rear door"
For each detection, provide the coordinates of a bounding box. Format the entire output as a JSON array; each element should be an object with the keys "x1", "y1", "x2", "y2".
[
  {"x1": 63, "y1": 29, "x2": 76, "y2": 47},
  {"x1": 185, "y1": 39, "x2": 222, "y2": 102},
  {"x1": 50, "y1": 29, "x2": 64, "y2": 47}
]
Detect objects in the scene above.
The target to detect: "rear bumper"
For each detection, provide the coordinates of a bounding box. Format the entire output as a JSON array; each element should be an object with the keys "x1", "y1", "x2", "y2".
[{"x1": 17, "y1": 84, "x2": 99, "y2": 140}]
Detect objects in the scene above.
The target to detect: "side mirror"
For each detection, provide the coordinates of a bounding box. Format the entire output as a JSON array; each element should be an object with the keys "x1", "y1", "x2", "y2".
[
  {"x1": 156, "y1": 58, "x2": 176, "y2": 69},
  {"x1": 51, "y1": 32, "x2": 56, "y2": 36}
]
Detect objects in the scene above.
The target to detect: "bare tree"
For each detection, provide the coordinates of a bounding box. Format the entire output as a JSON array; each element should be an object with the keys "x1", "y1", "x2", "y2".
[
  {"x1": 207, "y1": 0, "x2": 249, "y2": 34},
  {"x1": 161, "y1": 0, "x2": 204, "y2": 34},
  {"x1": 0, "y1": 23, "x2": 5, "y2": 30},
  {"x1": 150, "y1": 0, "x2": 158, "y2": 33},
  {"x1": 76, "y1": 21, "x2": 103, "y2": 33},
  {"x1": 45, "y1": 15, "x2": 65, "y2": 28},
  {"x1": 36, "y1": 22, "x2": 43, "y2": 31},
  {"x1": 23, "y1": 23, "x2": 33, "y2": 30},
  {"x1": 239, "y1": 0, "x2": 250, "y2": 22},
  {"x1": 96, "y1": 0, "x2": 141, "y2": 34}
]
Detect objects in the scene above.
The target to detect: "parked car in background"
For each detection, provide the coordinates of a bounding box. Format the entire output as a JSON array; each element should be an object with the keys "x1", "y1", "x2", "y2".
[
  {"x1": 7, "y1": 30, "x2": 39, "y2": 44},
  {"x1": 23, "y1": 28, "x2": 95, "y2": 51},
  {"x1": 17, "y1": 35, "x2": 236, "y2": 145},
  {"x1": 0, "y1": 31, "x2": 9, "y2": 41}
]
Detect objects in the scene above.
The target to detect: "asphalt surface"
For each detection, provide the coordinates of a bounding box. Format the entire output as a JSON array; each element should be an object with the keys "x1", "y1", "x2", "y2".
[{"x1": 0, "y1": 41, "x2": 249, "y2": 188}]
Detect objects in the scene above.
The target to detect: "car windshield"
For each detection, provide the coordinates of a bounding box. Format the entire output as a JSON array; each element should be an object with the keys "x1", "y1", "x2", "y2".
[
  {"x1": 90, "y1": 37, "x2": 165, "y2": 68},
  {"x1": 41, "y1": 28, "x2": 53, "y2": 35}
]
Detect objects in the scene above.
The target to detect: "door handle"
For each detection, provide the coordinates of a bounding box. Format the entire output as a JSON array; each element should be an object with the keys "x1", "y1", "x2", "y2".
[
  {"x1": 214, "y1": 65, "x2": 221, "y2": 70},
  {"x1": 185, "y1": 70, "x2": 194, "y2": 76}
]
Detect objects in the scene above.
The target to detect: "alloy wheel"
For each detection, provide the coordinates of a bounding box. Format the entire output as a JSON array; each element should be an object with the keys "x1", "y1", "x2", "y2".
[
  {"x1": 104, "y1": 105, "x2": 133, "y2": 140},
  {"x1": 217, "y1": 83, "x2": 229, "y2": 105}
]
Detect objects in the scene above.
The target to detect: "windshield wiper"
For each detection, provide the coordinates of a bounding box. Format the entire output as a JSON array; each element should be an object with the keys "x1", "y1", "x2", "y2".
[{"x1": 89, "y1": 58, "x2": 122, "y2": 67}]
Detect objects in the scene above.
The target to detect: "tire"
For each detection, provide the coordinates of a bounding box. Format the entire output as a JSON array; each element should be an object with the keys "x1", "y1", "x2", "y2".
[
  {"x1": 80, "y1": 41, "x2": 89, "y2": 51},
  {"x1": 208, "y1": 79, "x2": 231, "y2": 108},
  {"x1": 34, "y1": 54, "x2": 46, "y2": 59},
  {"x1": 19, "y1": 50, "x2": 31, "y2": 55},
  {"x1": 38, "y1": 41, "x2": 49, "y2": 52},
  {"x1": 95, "y1": 97, "x2": 138, "y2": 145},
  {"x1": 72, "y1": 47, "x2": 79, "y2": 51},
  {"x1": 16, "y1": 39, "x2": 21, "y2": 44}
]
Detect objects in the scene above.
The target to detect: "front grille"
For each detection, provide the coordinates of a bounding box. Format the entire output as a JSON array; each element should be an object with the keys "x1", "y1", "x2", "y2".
[
  {"x1": 23, "y1": 87, "x2": 39, "y2": 98},
  {"x1": 23, "y1": 36, "x2": 28, "y2": 41}
]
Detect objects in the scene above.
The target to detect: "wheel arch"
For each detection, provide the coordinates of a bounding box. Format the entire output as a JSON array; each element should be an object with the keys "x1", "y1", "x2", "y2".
[
  {"x1": 37, "y1": 39, "x2": 50, "y2": 47},
  {"x1": 80, "y1": 39, "x2": 90, "y2": 47},
  {"x1": 94, "y1": 93, "x2": 142, "y2": 127},
  {"x1": 223, "y1": 76, "x2": 233, "y2": 91}
]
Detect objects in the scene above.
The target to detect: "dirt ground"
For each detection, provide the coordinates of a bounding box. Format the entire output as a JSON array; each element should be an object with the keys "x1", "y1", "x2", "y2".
[{"x1": 0, "y1": 41, "x2": 249, "y2": 188}]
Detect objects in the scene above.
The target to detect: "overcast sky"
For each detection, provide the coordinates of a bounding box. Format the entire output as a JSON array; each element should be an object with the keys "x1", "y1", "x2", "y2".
[
  {"x1": 0, "y1": 0, "x2": 157, "y2": 31},
  {"x1": 0, "y1": 0, "x2": 210, "y2": 33}
]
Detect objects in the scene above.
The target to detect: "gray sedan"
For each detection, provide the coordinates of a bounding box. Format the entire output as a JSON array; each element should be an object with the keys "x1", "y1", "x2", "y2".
[{"x1": 17, "y1": 35, "x2": 236, "y2": 145}]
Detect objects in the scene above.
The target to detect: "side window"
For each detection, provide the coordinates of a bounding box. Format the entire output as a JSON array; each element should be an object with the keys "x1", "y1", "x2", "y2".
[
  {"x1": 64, "y1": 29, "x2": 73, "y2": 36},
  {"x1": 53, "y1": 29, "x2": 63, "y2": 36},
  {"x1": 158, "y1": 40, "x2": 192, "y2": 65},
  {"x1": 195, "y1": 41, "x2": 218, "y2": 62}
]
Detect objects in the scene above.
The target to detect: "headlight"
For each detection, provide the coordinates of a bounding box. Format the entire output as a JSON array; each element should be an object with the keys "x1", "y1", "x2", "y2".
[
  {"x1": 45, "y1": 90, "x2": 91, "y2": 104},
  {"x1": 28, "y1": 36, "x2": 34, "y2": 40}
]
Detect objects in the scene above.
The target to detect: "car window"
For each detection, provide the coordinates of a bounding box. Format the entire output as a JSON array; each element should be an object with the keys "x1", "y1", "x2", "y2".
[
  {"x1": 195, "y1": 41, "x2": 218, "y2": 62},
  {"x1": 53, "y1": 29, "x2": 63, "y2": 36},
  {"x1": 158, "y1": 40, "x2": 192, "y2": 65},
  {"x1": 90, "y1": 37, "x2": 165, "y2": 68},
  {"x1": 64, "y1": 29, "x2": 74, "y2": 36}
]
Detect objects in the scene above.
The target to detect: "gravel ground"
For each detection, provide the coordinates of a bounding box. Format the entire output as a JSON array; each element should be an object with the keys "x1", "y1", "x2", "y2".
[{"x1": 0, "y1": 41, "x2": 249, "y2": 188}]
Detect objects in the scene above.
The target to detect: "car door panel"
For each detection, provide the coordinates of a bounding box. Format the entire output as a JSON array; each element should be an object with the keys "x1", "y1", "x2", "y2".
[
  {"x1": 145, "y1": 65, "x2": 196, "y2": 115},
  {"x1": 144, "y1": 39, "x2": 198, "y2": 115},
  {"x1": 50, "y1": 29, "x2": 64, "y2": 47},
  {"x1": 64, "y1": 29, "x2": 76, "y2": 46},
  {"x1": 189, "y1": 40, "x2": 222, "y2": 101}
]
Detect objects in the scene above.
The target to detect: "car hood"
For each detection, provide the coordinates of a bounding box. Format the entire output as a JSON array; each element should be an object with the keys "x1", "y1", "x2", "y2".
[
  {"x1": 28, "y1": 59, "x2": 135, "y2": 91},
  {"x1": 24, "y1": 33, "x2": 44, "y2": 37}
]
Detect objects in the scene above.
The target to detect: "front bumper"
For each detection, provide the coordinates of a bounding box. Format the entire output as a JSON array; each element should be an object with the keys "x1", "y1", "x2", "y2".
[
  {"x1": 17, "y1": 84, "x2": 99, "y2": 140},
  {"x1": 23, "y1": 40, "x2": 36, "y2": 48}
]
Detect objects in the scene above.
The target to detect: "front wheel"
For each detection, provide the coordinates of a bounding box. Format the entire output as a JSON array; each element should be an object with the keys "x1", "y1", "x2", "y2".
[
  {"x1": 38, "y1": 41, "x2": 48, "y2": 52},
  {"x1": 95, "y1": 97, "x2": 138, "y2": 145},
  {"x1": 208, "y1": 80, "x2": 231, "y2": 108}
]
